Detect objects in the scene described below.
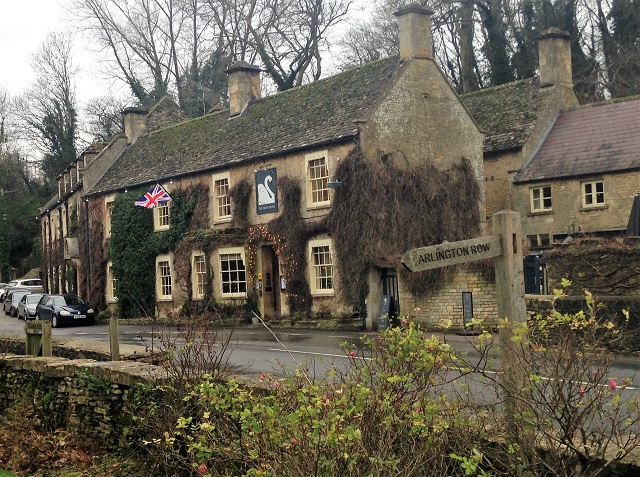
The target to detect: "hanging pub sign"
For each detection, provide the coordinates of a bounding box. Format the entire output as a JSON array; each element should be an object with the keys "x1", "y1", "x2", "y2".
[{"x1": 255, "y1": 168, "x2": 278, "y2": 214}]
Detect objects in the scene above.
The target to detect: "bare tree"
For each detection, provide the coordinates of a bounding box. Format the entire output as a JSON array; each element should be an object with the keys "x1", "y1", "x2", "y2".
[
  {"x1": 13, "y1": 32, "x2": 78, "y2": 182},
  {"x1": 225, "y1": 0, "x2": 353, "y2": 91},
  {"x1": 83, "y1": 94, "x2": 127, "y2": 141}
]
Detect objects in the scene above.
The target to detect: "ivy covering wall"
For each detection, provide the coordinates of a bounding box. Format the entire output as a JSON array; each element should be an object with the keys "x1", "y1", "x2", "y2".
[
  {"x1": 109, "y1": 187, "x2": 196, "y2": 317},
  {"x1": 105, "y1": 147, "x2": 482, "y2": 319}
]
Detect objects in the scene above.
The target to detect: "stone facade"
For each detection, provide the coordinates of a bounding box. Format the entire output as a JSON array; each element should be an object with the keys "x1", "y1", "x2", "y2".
[
  {"x1": 515, "y1": 169, "x2": 640, "y2": 242},
  {"x1": 407, "y1": 267, "x2": 497, "y2": 329}
]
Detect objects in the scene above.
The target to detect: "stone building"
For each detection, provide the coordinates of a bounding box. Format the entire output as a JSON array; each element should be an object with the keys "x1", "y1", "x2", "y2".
[
  {"x1": 39, "y1": 98, "x2": 186, "y2": 300},
  {"x1": 71, "y1": 4, "x2": 489, "y2": 329},
  {"x1": 513, "y1": 96, "x2": 640, "y2": 245},
  {"x1": 42, "y1": 5, "x2": 634, "y2": 329}
]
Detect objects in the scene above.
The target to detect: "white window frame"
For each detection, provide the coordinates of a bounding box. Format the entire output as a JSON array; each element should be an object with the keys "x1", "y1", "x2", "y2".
[
  {"x1": 582, "y1": 180, "x2": 605, "y2": 208},
  {"x1": 192, "y1": 252, "x2": 208, "y2": 300},
  {"x1": 105, "y1": 196, "x2": 115, "y2": 238},
  {"x1": 154, "y1": 203, "x2": 171, "y2": 231},
  {"x1": 305, "y1": 151, "x2": 330, "y2": 209},
  {"x1": 156, "y1": 255, "x2": 173, "y2": 301},
  {"x1": 107, "y1": 261, "x2": 118, "y2": 303},
  {"x1": 218, "y1": 247, "x2": 247, "y2": 298},
  {"x1": 530, "y1": 185, "x2": 552, "y2": 212},
  {"x1": 212, "y1": 172, "x2": 232, "y2": 223},
  {"x1": 308, "y1": 238, "x2": 335, "y2": 296}
]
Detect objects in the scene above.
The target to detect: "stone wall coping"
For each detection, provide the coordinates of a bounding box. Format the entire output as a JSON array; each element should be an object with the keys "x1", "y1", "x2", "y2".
[
  {"x1": 78, "y1": 360, "x2": 168, "y2": 386},
  {"x1": 3, "y1": 355, "x2": 69, "y2": 372},
  {"x1": 1, "y1": 355, "x2": 168, "y2": 387}
]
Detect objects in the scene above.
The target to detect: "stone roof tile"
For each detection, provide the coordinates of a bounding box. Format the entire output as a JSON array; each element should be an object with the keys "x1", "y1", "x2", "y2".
[
  {"x1": 88, "y1": 57, "x2": 403, "y2": 195},
  {"x1": 515, "y1": 96, "x2": 640, "y2": 183},
  {"x1": 461, "y1": 78, "x2": 554, "y2": 153}
]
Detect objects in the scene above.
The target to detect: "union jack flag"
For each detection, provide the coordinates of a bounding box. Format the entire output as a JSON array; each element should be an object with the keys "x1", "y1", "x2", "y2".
[{"x1": 134, "y1": 184, "x2": 172, "y2": 208}]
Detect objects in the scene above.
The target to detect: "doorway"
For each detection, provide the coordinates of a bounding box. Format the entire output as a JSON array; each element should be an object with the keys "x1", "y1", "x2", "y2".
[{"x1": 260, "y1": 245, "x2": 281, "y2": 319}]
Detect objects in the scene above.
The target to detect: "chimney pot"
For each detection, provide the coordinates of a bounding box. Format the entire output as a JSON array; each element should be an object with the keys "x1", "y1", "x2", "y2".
[
  {"x1": 394, "y1": 3, "x2": 434, "y2": 60},
  {"x1": 226, "y1": 61, "x2": 262, "y2": 117},
  {"x1": 538, "y1": 28, "x2": 572, "y2": 88}
]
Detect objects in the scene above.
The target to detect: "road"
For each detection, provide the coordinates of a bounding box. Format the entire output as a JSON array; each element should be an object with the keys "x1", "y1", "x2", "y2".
[{"x1": 1, "y1": 311, "x2": 640, "y2": 387}]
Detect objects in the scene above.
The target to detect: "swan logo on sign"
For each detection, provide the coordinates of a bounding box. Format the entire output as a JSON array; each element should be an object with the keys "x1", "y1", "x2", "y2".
[{"x1": 256, "y1": 168, "x2": 278, "y2": 214}]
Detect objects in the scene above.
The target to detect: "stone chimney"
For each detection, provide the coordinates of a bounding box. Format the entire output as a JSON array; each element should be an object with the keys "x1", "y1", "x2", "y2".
[
  {"x1": 394, "y1": 4, "x2": 434, "y2": 60},
  {"x1": 538, "y1": 28, "x2": 572, "y2": 88},
  {"x1": 122, "y1": 107, "x2": 148, "y2": 144},
  {"x1": 227, "y1": 61, "x2": 262, "y2": 117}
]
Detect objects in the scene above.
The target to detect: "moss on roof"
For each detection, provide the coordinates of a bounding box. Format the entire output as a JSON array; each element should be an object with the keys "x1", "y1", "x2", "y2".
[
  {"x1": 89, "y1": 57, "x2": 403, "y2": 195},
  {"x1": 461, "y1": 77, "x2": 554, "y2": 154}
]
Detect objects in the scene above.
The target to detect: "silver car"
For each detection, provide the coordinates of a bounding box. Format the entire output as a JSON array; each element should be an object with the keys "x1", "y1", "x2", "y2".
[
  {"x1": 4, "y1": 290, "x2": 31, "y2": 316},
  {"x1": 17, "y1": 293, "x2": 44, "y2": 320}
]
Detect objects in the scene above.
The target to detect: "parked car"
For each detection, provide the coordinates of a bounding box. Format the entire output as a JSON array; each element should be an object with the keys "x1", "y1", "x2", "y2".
[
  {"x1": 0, "y1": 279, "x2": 43, "y2": 301},
  {"x1": 17, "y1": 293, "x2": 45, "y2": 320},
  {"x1": 4, "y1": 290, "x2": 31, "y2": 316},
  {"x1": 35, "y1": 294, "x2": 95, "y2": 327}
]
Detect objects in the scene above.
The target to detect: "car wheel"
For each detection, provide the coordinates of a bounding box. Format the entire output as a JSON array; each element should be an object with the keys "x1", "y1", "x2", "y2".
[{"x1": 52, "y1": 315, "x2": 58, "y2": 328}]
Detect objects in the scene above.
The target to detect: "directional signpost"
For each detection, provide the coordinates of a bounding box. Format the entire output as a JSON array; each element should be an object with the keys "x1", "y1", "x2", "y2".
[
  {"x1": 402, "y1": 210, "x2": 527, "y2": 446},
  {"x1": 401, "y1": 210, "x2": 526, "y2": 331}
]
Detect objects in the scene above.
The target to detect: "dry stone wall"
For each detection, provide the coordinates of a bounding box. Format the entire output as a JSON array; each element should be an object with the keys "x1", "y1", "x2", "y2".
[{"x1": 0, "y1": 355, "x2": 166, "y2": 448}]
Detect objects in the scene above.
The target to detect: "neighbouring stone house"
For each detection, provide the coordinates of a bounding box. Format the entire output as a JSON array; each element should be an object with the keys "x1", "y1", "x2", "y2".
[
  {"x1": 460, "y1": 29, "x2": 580, "y2": 222},
  {"x1": 513, "y1": 96, "x2": 640, "y2": 246}
]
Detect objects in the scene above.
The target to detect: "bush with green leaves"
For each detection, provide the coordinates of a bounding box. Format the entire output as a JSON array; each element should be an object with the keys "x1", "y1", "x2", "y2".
[
  {"x1": 137, "y1": 284, "x2": 640, "y2": 477},
  {"x1": 166, "y1": 323, "x2": 485, "y2": 476},
  {"x1": 462, "y1": 279, "x2": 640, "y2": 476}
]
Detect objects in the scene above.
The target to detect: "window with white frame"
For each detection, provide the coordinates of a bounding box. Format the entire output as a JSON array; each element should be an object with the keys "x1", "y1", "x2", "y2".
[
  {"x1": 156, "y1": 255, "x2": 173, "y2": 300},
  {"x1": 107, "y1": 262, "x2": 117, "y2": 302},
  {"x1": 105, "y1": 199, "x2": 114, "y2": 237},
  {"x1": 192, "y1": 253, "x2": 207, "y2": 299},
  {"x1": 219, "y1": 248, "x2": 247, "y2": 296},
  {"x1": 213, "y1": 173, "x2": 232, "y2": 222},
  {"x1": 309, "y1": 238, "x2": 334, "y2": 295},
  {"x1": 154, "y1": 203, "x2": 171, "y2": 231},
  {"x1": 530, "y1": 185, "x2": 552, "y2": 212},
  {"x1": 305, "y1": 152, "x2": 330, "y2": 208},
  {"x1": 582, "y1": 180, "x2": 605, "y2": 207}
]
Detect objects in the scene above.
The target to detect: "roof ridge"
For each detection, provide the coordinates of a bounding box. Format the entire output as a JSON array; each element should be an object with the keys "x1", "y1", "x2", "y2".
[
  {"x1": 567, "y1": 94, "x2": 640, "y2": 112},
  {"x1": 461, "y1": 76, "x2": 537, "y2": 98}
]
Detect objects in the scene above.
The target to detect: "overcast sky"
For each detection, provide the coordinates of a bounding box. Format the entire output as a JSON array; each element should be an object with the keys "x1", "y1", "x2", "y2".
[{"x1": 0, "y1": 0, "x2": 111, "y2": 107}]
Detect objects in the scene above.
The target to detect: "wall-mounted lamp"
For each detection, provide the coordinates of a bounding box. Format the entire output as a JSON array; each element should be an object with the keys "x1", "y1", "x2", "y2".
[{"x1": 327, "y1": 180, "x2": 344, "y2": 188}]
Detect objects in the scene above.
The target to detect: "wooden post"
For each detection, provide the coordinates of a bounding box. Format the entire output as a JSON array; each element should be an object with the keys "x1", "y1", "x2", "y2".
[
  {"x1": 25, "y1": 321, "x2": 52, "y2": 357},
  {"x1": 492, "y1": 210, "x2": 527, "y2": 473},
  {"x1": 491, "y1": 211, "x2": 527, "y2": 390},
  {"x1": 109, "y1": 317, "x2": 120, "y2": 361}
]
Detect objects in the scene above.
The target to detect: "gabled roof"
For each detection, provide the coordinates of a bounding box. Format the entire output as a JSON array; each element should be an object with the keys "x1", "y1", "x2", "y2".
[
  {"x1": 515, "y1": 96, "x2": 640, "y2": 183},
  {"x1": 461, "y1": 78, "x2": 554, "y2": 154},
  {"x1": 88, "y1": 57, "x2": 404, "y2": 196}
]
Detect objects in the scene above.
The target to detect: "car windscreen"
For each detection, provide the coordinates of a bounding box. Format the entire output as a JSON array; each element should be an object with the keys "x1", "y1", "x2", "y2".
[
  {"x1": 65, "y1": 295, "x2": 85, "y2": 306},
  {"x1": 13, "y1": 293, "x2": 29, "y2": 302},
  {"x1": 7, "y1": 282, "x2": 18, "y2": 287},
  {"x1": 62, "y1": 295, "x2": 85, "y2": 306},
  {"x1": 26, "y1": 295, "x2": 43, "y2": 304}
]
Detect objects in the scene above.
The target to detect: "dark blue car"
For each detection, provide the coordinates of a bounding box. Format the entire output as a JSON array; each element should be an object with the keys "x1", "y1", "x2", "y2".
[{"x1": 35, "y1": 294, "x2": 96, "y2": 328}]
